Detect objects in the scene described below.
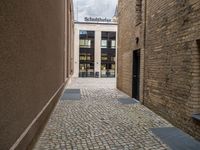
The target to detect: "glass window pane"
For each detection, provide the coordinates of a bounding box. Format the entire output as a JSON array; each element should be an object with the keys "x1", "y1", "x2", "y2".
[
  {"x1": 80, "y1": 39, "x2": 92, "y2": 48},
  {"x1": 111, "y1": 40, "x2": 116, "y2": 48},
  {"x1": 102, "y1": 32, "x2": 109, "y2": 39},
  {"x1": 80, "y1": 30, "x2": 87, "y2": 35},
  {"x1": 87, "y1": 40, "x2": 91, "y2": 47},
  {"x1": 109, "y1": 32, "x2": 116, "y2": 40},
  {"x1": 80, "y1": 40, "x2": 84, "y2": 46},
  {"x1": 101, "y1": 40, "x2": 107, "y2": 48}
]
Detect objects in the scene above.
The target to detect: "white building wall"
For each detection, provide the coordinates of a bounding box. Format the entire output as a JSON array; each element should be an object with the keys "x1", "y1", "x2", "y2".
[
  {"x1": 73, "y1": 23, "x2": 117, "y2": 77},
  {"x1": 95, "y1": 30, "x2": 101, "y2": 74},
  {"x1": 73, "y1": 26, "x2": 80, "y2": 77}
]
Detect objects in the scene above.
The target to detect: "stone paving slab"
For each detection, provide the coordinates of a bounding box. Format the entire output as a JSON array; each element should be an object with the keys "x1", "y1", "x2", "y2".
[
  {"x1": 65, "y1": 89, "x2": 81, "y2": 93},
  {"x1": 118, "y1": 98, "x2": 139, "y2": 105},
  {"x1": 151, "y1": 127, "x2": 200, "y2": 150},
  {"x1": 61, "y1": 89, "x2": 81, "y2": 101},
  {"x1": 192, "y1": 114, "x2": 200, "y2": 121},
  {"x1": 33, "y1": 78, "x2": 172, "y2": 150}
]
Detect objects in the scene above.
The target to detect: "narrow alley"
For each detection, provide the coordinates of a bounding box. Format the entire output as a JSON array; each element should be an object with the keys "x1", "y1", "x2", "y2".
[
  {"x1": 1, "y1": 0, "x2": 200, "y2": 149},
  {"x1": 33, "y1": 78, "x2": 172, "y2": 150}
]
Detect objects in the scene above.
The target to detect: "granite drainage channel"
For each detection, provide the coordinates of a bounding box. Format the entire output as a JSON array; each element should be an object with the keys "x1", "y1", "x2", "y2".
[{"x1": 60, "y1": 89, "x2": 81, "y2": 101}]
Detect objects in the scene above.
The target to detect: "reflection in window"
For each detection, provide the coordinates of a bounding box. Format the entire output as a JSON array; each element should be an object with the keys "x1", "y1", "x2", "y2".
[
  {"x1": 111, "y1": 56, "x2": 115, "y2": 62},
  {"x1": 101, "y1": 63, "x2": 115, "y2": 77},
  {"x1": 79, "y1": 63, "x2": 94, "y2": 77},
  {"x1": 80, "y1": 53, "x2": 93, "y2": 61},
  {"x1": 101, "y1": 53, "x2": 115, "y2": 62},
  {"x1": 101, "y1": 40, "x2": 116, "y2": 49},
  {"x1": 80, "y1": 56, "x2": 86, "y2": 61},
  {"x1": 111, "y1": 40, "x2": 116, "y2": 48},
  {"x1": 101, "y1": 40, "x2": 107, "y2": 48},
  {"x1": 80, "y1": 30, "x2": 87, "y2": 35},
  {"x1": 80, "y1": 40, "x2": 91, "y2": 48},
  {"x1": 101, "y1": 32, "x2": 116, "y2": 49}
]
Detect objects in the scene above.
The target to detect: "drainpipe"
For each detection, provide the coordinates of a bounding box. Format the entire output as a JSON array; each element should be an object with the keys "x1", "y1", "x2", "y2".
[{"x1": 142, "y1": 0, "x2": 147, "y2": 105}]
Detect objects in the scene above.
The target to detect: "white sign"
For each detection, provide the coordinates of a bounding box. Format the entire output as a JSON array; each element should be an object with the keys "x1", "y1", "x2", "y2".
[{"x1": 84, "y1": 17, "x2": 112, "y2": 23}]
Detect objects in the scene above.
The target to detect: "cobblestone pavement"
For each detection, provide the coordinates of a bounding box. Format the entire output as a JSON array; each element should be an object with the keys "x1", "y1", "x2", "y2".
[{"x1": 33, "y1": 78, "x2": 172, "y2": 150}]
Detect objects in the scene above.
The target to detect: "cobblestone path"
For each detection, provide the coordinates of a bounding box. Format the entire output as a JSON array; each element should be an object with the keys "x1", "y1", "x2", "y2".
[{"x1": 33, "y1": 78, "x2": 172, "y2": 150}]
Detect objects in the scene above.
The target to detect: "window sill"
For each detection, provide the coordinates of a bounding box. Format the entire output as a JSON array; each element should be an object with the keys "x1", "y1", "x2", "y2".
[{"x1": 192, "y1": 114, "x2": 200, "y2": 121}]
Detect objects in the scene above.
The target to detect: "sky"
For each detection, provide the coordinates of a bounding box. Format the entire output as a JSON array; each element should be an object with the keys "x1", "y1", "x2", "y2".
[{"x1": 73, "y1": 0, "x2": 118, "y2": 22}]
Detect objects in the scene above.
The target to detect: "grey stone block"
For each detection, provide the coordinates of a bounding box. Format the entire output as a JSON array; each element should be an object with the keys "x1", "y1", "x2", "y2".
[
  {"x1": 118, "y1": 98, "x2": 139, "y2": 105},
  {"x1": 61, "y1": 89, "x2": 81, "y2": 100},
  {"x1": 151, "y1": 127, "x2": 200, "y2": 150}
]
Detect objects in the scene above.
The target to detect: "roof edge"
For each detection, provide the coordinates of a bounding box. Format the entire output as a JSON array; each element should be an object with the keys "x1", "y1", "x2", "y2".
[{"x1": 74, "y1": 21, "x2": 118, "y2": 25}]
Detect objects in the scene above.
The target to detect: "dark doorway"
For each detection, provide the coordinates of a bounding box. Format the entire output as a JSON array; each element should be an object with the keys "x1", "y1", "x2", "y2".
[{"x1": 132, "y1": 50, "x2": 140, "y2": 100}]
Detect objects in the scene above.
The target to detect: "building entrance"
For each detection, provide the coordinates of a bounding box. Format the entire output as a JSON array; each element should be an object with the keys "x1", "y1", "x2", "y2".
[{"x1": 132, "y1": 50, "x2": 140, "y2": 100}]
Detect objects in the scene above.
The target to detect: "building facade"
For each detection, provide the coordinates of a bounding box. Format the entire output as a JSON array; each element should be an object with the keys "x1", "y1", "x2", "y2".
[
  {"x1": 73, "y1": 22, "x2": 117, "y2": 78},
  {"x1": 0, "y1": 0, "x2": 74, "y2": 149},
  {"x1": 118, "y1": 0, "x2": 200, "y2": 139}
]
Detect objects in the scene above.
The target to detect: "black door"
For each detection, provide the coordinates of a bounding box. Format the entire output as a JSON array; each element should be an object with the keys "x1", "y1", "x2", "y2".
[{"x1": 132, "y1": 50, "x2": 140, "y2": 100}]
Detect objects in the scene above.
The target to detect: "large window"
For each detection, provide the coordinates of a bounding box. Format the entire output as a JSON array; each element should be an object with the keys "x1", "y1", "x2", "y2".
[
  {"x1": 101, "y1": 32, "x2": 116, "y2": 49},
  {"x1": 101, "y1": 31, "x2": 116, "y2": 78},
  {"x1": 79, "y1": 30, "x2": 95, "y2": 77},
  {"x1": 101, "y1": 63, "x2": 115, "y2": 78},
  {"x1": 101, "y1": 39, "x2": 116, "y2": 49},
  {"x1": 101, "y1": 53, "x2": 108, "y2": 61},
  {"x1": 79, "y1": 30, "x2": 95, "y2": 48}
]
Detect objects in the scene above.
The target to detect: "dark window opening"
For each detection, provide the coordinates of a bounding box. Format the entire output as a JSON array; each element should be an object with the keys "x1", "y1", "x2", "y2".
[
  {"x1": 132, "y1": 50, "x2": 140, "y2": 100},
  {"x1": 136, "y1": 0, "x2": 142, "y2": 25},
  {"x1": 197, "y1": 39, "x2": 200, "y2": 49}
]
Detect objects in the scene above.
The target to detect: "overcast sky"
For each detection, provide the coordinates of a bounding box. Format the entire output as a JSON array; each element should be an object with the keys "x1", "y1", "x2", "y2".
[{"x1": 73, "y1": 0, "x2": 118, "y2": 22}]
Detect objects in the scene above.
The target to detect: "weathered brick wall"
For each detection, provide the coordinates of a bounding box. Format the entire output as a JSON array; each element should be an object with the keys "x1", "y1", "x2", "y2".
[
  {"x1": 144, "y1": 0, "x2": 200, "y2": 139},
  {"x1": 117, "y1": 0, "x2": 144, "y2": 100},
  {"x1": 118, "y1": 0, "x2": 200, "y2": 139}
]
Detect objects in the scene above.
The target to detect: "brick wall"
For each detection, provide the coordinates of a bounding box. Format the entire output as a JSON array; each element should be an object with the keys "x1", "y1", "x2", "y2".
[
  {"x1": 117, "y1": 0, "x2": 144, "y2": 101},
  {"x1": 118, "y1": 0, "x2": 200, "y2": 139}
]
